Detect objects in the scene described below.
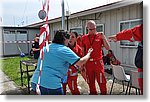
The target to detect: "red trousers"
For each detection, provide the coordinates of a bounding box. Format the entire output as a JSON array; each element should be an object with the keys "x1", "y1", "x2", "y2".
[
  {"x1": 85, "y1": 60, "x2": 107, "y2": 95},
  {"x1": 67, "y1": 76, "x2": 80, "y2": 95},
  {"x1": 138, "y1": 68, "x2": 143, "y2": 94},
  {"x1": 63, "y1": 76, "x2": 80, "y2": 95}
]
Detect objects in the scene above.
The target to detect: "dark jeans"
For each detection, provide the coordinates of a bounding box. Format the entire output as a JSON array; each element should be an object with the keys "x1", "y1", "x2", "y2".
[
  {"x1": 103, "y1": 56, "x2": 110, "y2": 65},
  {"x1": 33, "y1": 53, "x2": 39, "y2": 59},
  {"x1": 31, "y1": 82, "x2": 64, "y2": 95},
  {"x1": 103, "y1": 56, "x2": 107, "y2": 65}
]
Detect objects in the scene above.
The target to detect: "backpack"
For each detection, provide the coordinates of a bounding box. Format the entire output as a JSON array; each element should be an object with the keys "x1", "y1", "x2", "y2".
[{"x1": 135, "y1": 41, "x2": 143, "y2": 68}]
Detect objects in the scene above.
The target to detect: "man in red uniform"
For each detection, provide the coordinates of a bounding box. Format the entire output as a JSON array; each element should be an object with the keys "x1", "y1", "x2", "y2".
[
  {"x1": 63, "y1": 32, "x2": 82, "y2": 95},
  {"x1": 109, "y1": 24, "x2": 143, "y2": 94},
  {"x1": 82, "y1": 20, "x2": 110, "y2": 95}
]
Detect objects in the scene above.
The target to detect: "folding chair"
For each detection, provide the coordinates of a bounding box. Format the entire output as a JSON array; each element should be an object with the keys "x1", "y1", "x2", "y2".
[
  {"x1": 110, "y1": 65, "x2": 130, "y2": 95},
  {"x1": 128, "y1": 70, "x2": 141, "y2": 95}
]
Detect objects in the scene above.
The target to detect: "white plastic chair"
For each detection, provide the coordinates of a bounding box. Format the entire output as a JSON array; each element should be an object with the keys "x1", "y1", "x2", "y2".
[
  {"x1": 128, "y1": 70, "x2": 141, "y2": 95},
  {"x1": 110, "y1": 65, "x2": 130, "y2": 95}
]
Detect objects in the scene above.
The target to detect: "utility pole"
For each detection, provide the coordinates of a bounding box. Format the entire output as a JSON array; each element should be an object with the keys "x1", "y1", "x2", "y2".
[
  {"x1": 66, "y1": 10, "x2": 70, "y2": 31},
  {"x1": 61, "y1": 0, "x2": 65, "y2": 30}
]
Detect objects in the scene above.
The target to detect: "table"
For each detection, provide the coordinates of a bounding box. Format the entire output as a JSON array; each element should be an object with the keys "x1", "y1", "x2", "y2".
[{"x1": 20, "y1": 60, "x2": 37, "y2": 94}]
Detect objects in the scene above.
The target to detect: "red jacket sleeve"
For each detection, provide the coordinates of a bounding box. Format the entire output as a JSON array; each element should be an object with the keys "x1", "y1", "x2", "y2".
[
  {"x1": 116, "y1": 24, "x2": 143, "y2": 42},
  {"x1": 77, "y1": 45, "x2": 83, "y2": 57}
]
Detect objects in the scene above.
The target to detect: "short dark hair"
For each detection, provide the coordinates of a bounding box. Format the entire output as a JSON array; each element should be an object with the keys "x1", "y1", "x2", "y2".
[
  {"x1": 72, "y1": 32, "x2": 78, "y2": 38},
  {"x1": 108, "y1": 50, "x2": 113, "y2": 54},
  {"x1": 52, "y1": 30, "x2": 70, "y2": 45}
]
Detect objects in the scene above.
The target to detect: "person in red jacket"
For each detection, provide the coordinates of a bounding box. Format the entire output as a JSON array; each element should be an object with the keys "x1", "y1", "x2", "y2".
[
  {"x1": 105, "y1": 50, "x2": 114, "y2": 65},
  {"x1": 63, "y1": 32, "x2": 82, "y2": 95},
  {"x1": 82, "y1": 20, "x2": 110, "y2": 95},
  {"x1": 76, "y1": 34, "x2": 82, "y2": 47},
  {"x1": 109, "y1": 24, "x2": 143, "y2": 94},
  {"x1": 110, "y1": 56, "x2": 121, "y2": 65}
]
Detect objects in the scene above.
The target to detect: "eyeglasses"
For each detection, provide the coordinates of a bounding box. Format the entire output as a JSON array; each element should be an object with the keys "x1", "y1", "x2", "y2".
[{"x1": 88, "y1": 28, "x2": 95, "y2": 31}]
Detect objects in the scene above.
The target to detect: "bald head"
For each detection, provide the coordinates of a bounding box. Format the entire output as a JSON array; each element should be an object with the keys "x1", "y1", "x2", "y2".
[
  {"x1": 86, "y1": 20, "x2": 96, "y2": 29},
  {"x1": 86, "y1": 20, "x2": 96, "y2": 35}
]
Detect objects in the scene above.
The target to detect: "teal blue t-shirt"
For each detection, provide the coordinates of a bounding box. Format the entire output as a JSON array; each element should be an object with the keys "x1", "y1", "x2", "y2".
[{"x1": 31, "y1": 43, "x2": 80, "y2": 89}]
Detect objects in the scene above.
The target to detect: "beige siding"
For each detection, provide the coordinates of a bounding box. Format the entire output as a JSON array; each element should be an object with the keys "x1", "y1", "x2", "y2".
[
  {"x1": 96, "y1": 12, "x2": 105, "y2": 25},
  {"x1": 120, "y1": 7, "x2": 130, "y2": 64},
  {"x1": 105, "y1": 11, "x2": 111, "y2": 38},
  {"x1": 137, "y1": 3, "x2": 143, "y2": 18},
  {"x1": 48, "y1": 3, "x2": 142, "y2": 67},
  {"x1": 115, "y1": 4, "x2": 141, "y2": 66},
  {"x1": 116, "y1": 8, "x2": 122, "y2": 61},
  {"x1": 69, "y1": 18, "x2": 79, "y2": 28},
  {"x1": 122, "y1": 6, "x2": 130, "y2": 20},
  {"x1": 129, "y1": 5, "x2": 137, "y2": 19},
  {"x1": 110, "y1": 10, "x2": 118, "y2": 58},
  {"x1": 129, "y1": 48, "x2": 137, "y2": 66}
]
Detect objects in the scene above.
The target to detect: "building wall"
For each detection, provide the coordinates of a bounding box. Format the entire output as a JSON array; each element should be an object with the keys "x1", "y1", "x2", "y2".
[
  {"x1": 49, "y1": 3, "x2": 142, "y2": 66},
  {"x1": 28, "y1": 29, "x2": 40, "y2": 53},
  {"x1": 2, "y1": 27, "x2": 40, "y2": 56}
]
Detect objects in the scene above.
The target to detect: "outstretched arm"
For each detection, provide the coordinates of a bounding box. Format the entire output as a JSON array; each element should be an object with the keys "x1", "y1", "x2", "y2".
[
  {"x1": 75, "y1": 48, "x2": 93, "y2": 67},
  {"x1": 109, "y1": 24, "x2": 143, "y2": 42},
  {"x1": 108, "y1": 35, "x2": 117, "y2": 42}
]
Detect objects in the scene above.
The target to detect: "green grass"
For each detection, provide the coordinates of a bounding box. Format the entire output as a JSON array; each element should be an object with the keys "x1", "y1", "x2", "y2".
[{"x1": 1, "y1": 56, "x2": 34, "y2": 86}]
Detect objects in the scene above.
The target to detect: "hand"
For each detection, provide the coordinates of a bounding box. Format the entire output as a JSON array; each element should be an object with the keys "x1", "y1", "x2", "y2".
[
  {"x1": 88, "y1": 48, "x2": 93, "y2": 53},
  {"x1": 98, "y1": 32, "x2": 105, "y2": 39},
  {"x1": 108, "y1": 35, "x2": 117, "y2": 42},
  {"x1": 82, "y1": 67, "x2": 86, "y2": 72}
]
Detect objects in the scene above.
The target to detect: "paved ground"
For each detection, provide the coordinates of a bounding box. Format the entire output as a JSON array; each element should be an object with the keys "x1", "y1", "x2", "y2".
[
  {"x1": 0, "y1": 70, "x2": 24, "y2": 95},
  {"x1": 0, "y1": 68, "x2": 140, "y2": 95}
]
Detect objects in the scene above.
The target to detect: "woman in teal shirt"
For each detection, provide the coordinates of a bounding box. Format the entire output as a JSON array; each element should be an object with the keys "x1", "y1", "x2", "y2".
[{"x1": 31, "y1": 30, "x2": 93, "y2": 95}]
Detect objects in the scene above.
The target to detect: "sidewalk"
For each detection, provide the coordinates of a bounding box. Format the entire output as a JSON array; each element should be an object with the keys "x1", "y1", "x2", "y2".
[{"x1": 0, "y1": 69, "x2": 24, "y2": 95}]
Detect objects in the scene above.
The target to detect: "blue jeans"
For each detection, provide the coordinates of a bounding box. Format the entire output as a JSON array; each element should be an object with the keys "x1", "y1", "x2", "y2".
[{"x1": 31, "y1": 82, "x2": 64, "y2": 95}]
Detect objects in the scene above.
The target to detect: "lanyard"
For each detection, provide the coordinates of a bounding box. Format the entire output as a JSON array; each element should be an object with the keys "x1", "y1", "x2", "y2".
[{"x1": 88, "y1": 34, "x2": 96, "y2": 48}]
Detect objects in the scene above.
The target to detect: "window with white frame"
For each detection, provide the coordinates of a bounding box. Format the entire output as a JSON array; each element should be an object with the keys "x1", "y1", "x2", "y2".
[
  {"x1": 85, "y1": 24, "x2": 104, "y2": 34},
  {"x1": 96, "y1": 24, "x2": 104, "y2": 33},
  {"x1": 119, "y1": 19, "x2": 143, "y2": 46},
  {"x1": 70, "y1": 27, "x2": 83, "y2": 35}
]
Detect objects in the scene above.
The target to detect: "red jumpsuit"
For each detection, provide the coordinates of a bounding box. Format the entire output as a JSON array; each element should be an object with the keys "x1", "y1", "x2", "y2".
[
  {"x1": 115, "y1": 24, "x2": 143, "y2": 94},
  {"x1": 63, "y1": 43, "x2": 82, "y2": 95},
  {"x1": 110, "y1": 59, "x2": 121, "y2": 65},
  {"x1": 82, "y1": 33, "x2": 107, "y2": 95},
  {"x1": 77, "y1": 36, "x2": 82, "y2": 47}
]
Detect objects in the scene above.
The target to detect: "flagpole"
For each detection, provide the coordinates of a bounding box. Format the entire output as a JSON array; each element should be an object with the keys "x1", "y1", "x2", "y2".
[{"x1": 36, "y1": 0, "x2": 50, "y2": 95}]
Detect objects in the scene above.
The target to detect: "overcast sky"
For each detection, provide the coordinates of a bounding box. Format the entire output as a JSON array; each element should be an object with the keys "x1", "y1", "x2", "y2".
[{"x1": 0, "y1": 0, "x2": 121, "y2": 26}]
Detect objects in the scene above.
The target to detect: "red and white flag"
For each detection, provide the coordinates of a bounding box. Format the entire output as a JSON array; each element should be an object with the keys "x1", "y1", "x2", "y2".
[{"x1": 36, "y1": 0, "x2": 50, "y2": 95}]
